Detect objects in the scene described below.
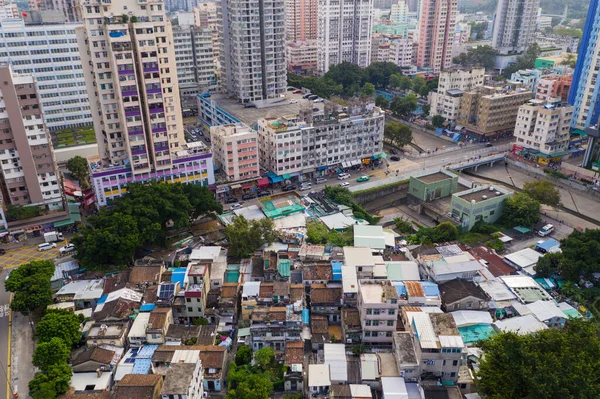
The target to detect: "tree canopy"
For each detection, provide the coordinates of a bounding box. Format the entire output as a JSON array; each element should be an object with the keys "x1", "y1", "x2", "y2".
[
  {"x1": 254, "y1": 347, "x2": 275, "y2": 370},
  {"x1": 390, "y1": 94, "x2": 418, "y2": 117},
  {"x1": 431, "y1": 115, "x2": 445, "y2": 128},
  {"x1": 33, "y1": 338, "x2": 70, "y2": 374},
  {"x1": 501, "y1": 192, "x2": 540, "y2": 227},
  {"x1": 384, "y1": 122, "x2": 413, "y2": 148},
  {"x1": 502, "y1": 44, "x2": 542, "y2": 78},
  {"x1": 411, "y1": 222, "x2": 459, "y2": 244},
  {"x1": 453, "y1": 45, "x2": 498, "y2": 70},
  {"x1": 522, "y1": 180, "x2": 561, "y2": 207},
  {"x1": 375, "y1": 95, "x2": 389, "y2": 109},
  {"x1": 66, "y1": 156, "x2": 90, "y2": 189},
  {"x1": 306, "y1": 220, "x2": 354, "y2": 246},
  {"x1": 36, "y1": 309, "x2": 83, "y2": 348},
  {"x1": 5, "y1": 260, "x2": 54, "y2": 315},
  {"x1": 72, "y1": 182, "x2": 221, "y2": 270},
  {"x1": 235, "y1": 345, "x2": 252, "y2": 366},
  {"x1": 476, "y1": 321, "x2": 600, "y2": 398},
  {"x1": 224, "y1": 216, "x2": 279, "y2": 258}
]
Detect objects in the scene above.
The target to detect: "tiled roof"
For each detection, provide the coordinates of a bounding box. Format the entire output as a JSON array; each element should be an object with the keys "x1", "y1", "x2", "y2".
[
  {"x1": 93, "y1": 298, "x2": 139, "y2": 321},
  {"x1": 439, "y1": 278, "x2": 489, "y2": 305},
  {"x1": 469, "y1": 246, "x2": 514, "y2": 277},
  {"x1": 148, "y1": 308, "x2": 171, "y2": 329},
  {"x1": 311, "y1": 284, "x2": 341, "y2": 304},
  {"x1": 72, "y1": 347, "x2": 115, "y2": 366},
  {"x1": 303, "y1": 263, "x2": 333, "y2": 281},
  {"x1": 129, "y1": 265, "x2": 163, "y2": 284},
  {"x1": 199, "y1": 345, "x2": 226, "y2": 369},
  {"x1": 285, "y1": 341, "x2": 304, "y2": 365},
  {"x1": 405, "y1": 281, "x2": 425, "y2": 297},
  {"x1": 113, "y1": 374, "x2": 162, "y2": 399},
  {"x1": 342, "y1": 309, "x2": 360, "y2": 328},
  {"x1": 290, "y1": 284, "x2": 304, "y2": 302},
  {"x1": 259, "y1": 283, "x2": 274, "y2": 298},
  {"x1": 311, "y1": 315, "x2": 329, "y2": 334},
  {"x1": 273, "y1": 281, "x2": 289, "y2": 297},
  {"x1": 221, "y1": 283, "x2": 239, "y2": 298}
]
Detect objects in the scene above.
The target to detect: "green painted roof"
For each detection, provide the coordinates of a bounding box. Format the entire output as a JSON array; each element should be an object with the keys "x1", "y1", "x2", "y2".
[{"x1": 278, "y1": 259, "x2": 291, "y2": 277}]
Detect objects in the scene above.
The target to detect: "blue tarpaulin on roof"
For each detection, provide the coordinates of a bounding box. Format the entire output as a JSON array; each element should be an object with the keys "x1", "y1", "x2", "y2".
[
  {"x1": 132, "y1": 358, "x2": 152, "y2": 374},
  {"x1": 302, "y1": 308, "x2": 309, "y2": 324},
  {"x1": 269, "y1": 175, "x2": 284, "y2": 183},
  {"x1": 331, "y1": 261, "x2": 342, "y2": 281},
  {"x1": 535, "y1": 238, "x2": 560, "y2": 252},
  {"x1": 393, "y1": 282, "x2": 407, "y2": 297},
  {"x1": 171, "y1": 267, "x2": 187, "y2": 287},
  {"x1": 139, "y1": 304, "x2": 156, "y2": 312},
  {"x1": 96, "y1": 294, "x2": 108, "y2": 305},
  {"x1": 421, "y1": 282, "x2": 440, "y2": 296}
]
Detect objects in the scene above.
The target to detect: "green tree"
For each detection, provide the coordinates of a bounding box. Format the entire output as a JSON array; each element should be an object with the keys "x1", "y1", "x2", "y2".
[
  {"x1": 433, "y1": 222, "x2": 459, "y2": 241},
  {"x1": 559, "y1": 229, "x2": 600, "y2": 281},
  {"x1": 360, "y1": 82, "x2": 376, "y2": 97},
  {"x1": 66, "y1": 155, "x2": 90, "y2": 189},
  {"x1": 503, "y1": 43, "x2": 541, "y2": 77},
  {"x1": 5, "y1": 260, "x2": 54, "y2": 315},
  {"x1": 476, "y1": 321, "x2": 600, "y2": 398},
  {"x1": 224, "y1": 216, "x2": 280, "y2": 258},
  {"x1": 182, "y1": 184, "x2": 223, "y2": 218},
  {"x1": 522, "y1": 180, "x2": 561, "y2": 207},
  {"x1": 453, "y1": 53, "x2": 469, "y2": 67},
  {"x1": 227, "y1": 372, "x2": 273, "y2": 399},
  {"x1": 5, "y1": 204, "x2": 41, "y2": 221},
  {"x1": 390, "y1": 94, "x2": 418, "y2": 117},
  {"x1": 29, "y1": 363, "x2": 72, "y2": 398},
  {"x1": 501, "y1": 192, "x2": 540, "y2": 227},
  {"x1": 29, "y1": 375, "x2": 57, "y2": 399},
  {"x1": 192, "y1": 316, "x2": 209, "y2": 326},
  {"x1": 398, "y1": 76, "x2": 412, "y2": 93},
  {"x1": 467, "y1": 45, "x2": 499, "y2": 70},
  {"x1": 411, "y1": 76, "x2": 426, "y2": 94},
  {"x1": 375, "y1": 95, "x2": 389, "y2": 108},
  {"x1": 389, "y1": 73, "x2": 402, "y2": 89},
  {"x1": 394, "y1": 217, "x2": 415, "y2": 234},
  {"x1": 418, "y1": 85, "x2": 430, "y2": 98},
  {"x1": 352, "y1": 344, "x2": 366, "y2": 355},
  {"x1": 365, "y1": 62, "x2": 400, "y2": 87},
  {"x1": 554, "y1": 26, "x2": 583, "y2": 39},
  {"x1": 36, "y1": 309, "x2": 82, "y2": 348},
  {"x1": 254, "y1": 347, "x2": 275, "y2": 370},
  {"x1": 235, "y1": 345, "x2": 253, "y2": 366},
  {"x1": 422, "y1": 103, "x2": 431, "y2": 116},
  {"x1": 306, "y1": 220, "x2": 330, "y2": 244},
  {"x1": 33, "y1": 338, "x2": 70, "y2": 374},
  {"x1": 534, "y1": 252, "x2": 564, "y2": 277},
  {"x1": 431, "y1": 115, "x2": 445, "y2": 128}
]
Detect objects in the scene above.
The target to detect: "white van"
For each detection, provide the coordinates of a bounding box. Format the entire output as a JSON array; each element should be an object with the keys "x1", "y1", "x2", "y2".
[
  {"x1": 38, "y1": 243, "x2": 57, "y2": 252},
  {"x1": 300, "y1": 182, "x2": 312, "y2": 191},
  {"x1": 316, "y1": 177, "x2": 328, "y2": 184},
  {"x1": 538, "y1": 224, "x2": 554, "y2": 237}
]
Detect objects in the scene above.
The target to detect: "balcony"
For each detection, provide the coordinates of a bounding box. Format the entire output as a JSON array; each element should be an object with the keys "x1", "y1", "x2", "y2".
[
  {"x1": 125, "y1": 109, "x2": 141, "y2": 117},
  {"x1": 149, "y1": 107, "x2": 165, "y2": 114},
  {"x1": 122, "y1": 90, "x2": 138, "y2": 97},
  {"x1": 118, "y1": 69, "x2": 135, "y2": 76},
  {"x1": 131, "y1": 148, "x2": 147, "y2": 156},
  {"x1": 146, "y1": 87, "x2": 162, "y2": 94}
]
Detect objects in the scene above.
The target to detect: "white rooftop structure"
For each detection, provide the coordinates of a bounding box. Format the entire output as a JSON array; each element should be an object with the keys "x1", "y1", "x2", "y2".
[
  {"x1": 477, "y1": 279, "x2": 517, "y2": 302},
  {"x1": 343, "y1": 246, "x2": 375, "y2": 268},
  {"x1": 70, "y1": 371, "x2": 112, "y2": 392},
  {"x1": 342, "y1": 262, "x2": 359, "y2": 294},
  {"x1": 273, "y1": 212, "x2": 307, "y2": 229},
  {"x1": 451, "y1": 310, "x2": 493, "y2": 327},
  {"x1": 242, "y1": 281, "x2": 261, "y2": 299},
  {"x1": 493, "y1": 314, "x2": 549, "y2": 335},
  {"x1": 405, "y1": 312, "x2": 438, "y2": 349},
  {"x1": 95, "y1": 288, "x2": 144, "y2": 313},
  {"x1": 503, "y1": 248, "x2": 542, "y2": 272},
  {"x1": 385, "y1": 261, "x2": 420, "y2": 281},
  {"x1": 324, "y1": 343, "x2": 348, "y2": 382},
  {"x1": 320, "y1": 212, "x2": 356, "y2": 230},
  {"x1": 383, "y1": 229, "x2": 397, "y2": 248},
  {"x1": 171, "y1": 349, "x2": 201, "y2": 363},
  {"x1": 431, "y1": 260, "x2": 484, "y2": 281},
  {"x1": 308, "y1": 364, "x2": 331, "y2": 388},
  {"x1": 189, "y1": 246, "x2": 222, "y2": 262},
  {"x1": 360, "y1": 353, "x2": 379, "y2": 380},
  {"x1": 55, "y1": 279, "x2": 104, "y2": 301},
  {"x1": 233, "y1": 205, "x2": 266, "y2": 221},
  {"x1": 128, "y1": 313, "x2": 151, "y2": 341},
  {"x1": 500, "y1": 275, "x2": 552, "y2": 303},
  {"x1": 354, "y1": 225, "x2": 386, "y2": 250},
  {"x1": 526, "y1": 300, "x2": 566, "y2": 323},
  {"x1": 381, "y1": 377, "x2": 409, "y2": 399},
  {"x1": 52, "y1": 260, "x2": 79, "y2": 282},
  {"x1": 350, "y1": 384, "x2": 373, "y2": 398}
]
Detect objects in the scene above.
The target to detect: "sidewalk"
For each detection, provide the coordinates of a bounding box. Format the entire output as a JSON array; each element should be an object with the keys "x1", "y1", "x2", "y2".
[{"x1": 11, "y1": 312, "x2": 35, "y2": 398}]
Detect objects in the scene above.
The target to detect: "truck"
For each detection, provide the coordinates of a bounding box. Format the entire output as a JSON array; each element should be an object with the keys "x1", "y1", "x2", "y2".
[{"x1": 44, "y1": 231, "x2": 64, "y2": 243}]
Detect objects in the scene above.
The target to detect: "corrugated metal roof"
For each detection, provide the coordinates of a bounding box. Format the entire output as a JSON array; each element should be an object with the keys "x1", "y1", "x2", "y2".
[{"x1": 409, "y1": 312, "x2": 437, "y2": 349}]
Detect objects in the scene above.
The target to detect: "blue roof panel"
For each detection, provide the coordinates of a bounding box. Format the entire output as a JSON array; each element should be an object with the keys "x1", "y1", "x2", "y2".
[
  {"x1": 421, "y1": 282, "x2": 440, "y2": 297},
  {"x1": 132, "y1": 358, "x2": 152, "y2": 374}
]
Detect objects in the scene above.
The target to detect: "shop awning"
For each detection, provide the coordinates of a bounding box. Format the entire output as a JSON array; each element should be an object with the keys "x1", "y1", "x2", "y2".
[
  {"x1": 54, "y1": 217, "x2": 76, "y2": 228},
  {"x1": 513, "y1": 226, "x2": 531, "y2": 234},
  {"x1": 257, "y1": 178, "x2": 269, "y2": 187},
  {"x1": 536, "y1": 150, "x2": 569, "y2": 159},
  {"x1": 317, "y1": 166, "x2": 328, "y2": 171},
  {"x1": 571, "y1": 129, "x2": 588, "y2": 137},
  {"x1": 342, "y1": 161, "x2": 350, "y2": 168},
  {"x1": 350, "y1": 159, "x2": 361, "y2": 166},
  {"x1": 230, "y1": 184, "x2": 242, "y2": 189},
  {"x1": 380, "y1": 152, "x2": 388, "y2": 159},
  {"x1": 268, "y1": 175, "x2": 284, "y2": 183},
  {"x1": 241, "y1": 183, "x2": 254, "y2": 190},
  {"x1": 282, "y1": 174, "x2": 292, "y2": 180}
]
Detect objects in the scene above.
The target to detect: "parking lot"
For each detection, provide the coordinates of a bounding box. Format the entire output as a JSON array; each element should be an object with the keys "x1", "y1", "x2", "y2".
[{"x1": 1, "y1": 239, "x2": 67, "y2": 269}]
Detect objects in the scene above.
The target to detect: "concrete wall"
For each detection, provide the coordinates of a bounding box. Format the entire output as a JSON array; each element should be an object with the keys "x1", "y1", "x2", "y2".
[
  {"x1": 450, "y1": 189, "x2": 511, "y2": 231},
  {"x1": 408, "y1": 174, "x2": 458, "y2": 202},
  {"x1": 353, "y1": 181, "x2": 410, "y2": 206}
]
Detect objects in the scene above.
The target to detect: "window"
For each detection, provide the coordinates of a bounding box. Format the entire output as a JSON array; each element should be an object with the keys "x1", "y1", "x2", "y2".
[
  {"x1": 388, "y1": 309, "x2": 395, "y2": 315},
  {"x1": 466, "y1": 302, "x2": 473, "y2": 309},
  {"x1": 387, "y1": 320, "x2": 394, "y2": 326},
  {"x1": 453, "y1": 360, "x2": 458, "y2": 366}
]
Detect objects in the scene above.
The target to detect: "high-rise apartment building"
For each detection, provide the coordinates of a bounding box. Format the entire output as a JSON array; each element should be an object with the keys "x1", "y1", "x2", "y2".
[
  {"x1": 0, "y1": 65, "x2": 62, "y2": 214},
  {"x1": 371, "y1": 34, "x2": 413, "y2": 68},
  {"x1": 0, "y1": 3, "x2": 18, "y2": 19},
  {"x1": 286, "y1": 0, "x2": 318, "y2": 41},
  {"x1": 317, "y1": 0, "x2": 373, "y2": 73},
  {"x1": 514, "y1": 98, "x2": 573, "y2": 159},
  {"x1": 220, "y1": 0, "x2": 287, "y2": 103},
  {"x1": 210, "y1": 123, "x2": 259, "y2": 182},
  {"x1": 0, "y1": 18, "x2": 92, "y2": 131},
  {"x1": 429, "y1": 67, "x2": 485, "y2": 122},
  {"x1": 569, "y1": 0, "x2": 600, "y2": 166},
  {"x1": 77, "y1": 0, "x2": 215, "y2": 207},
  {"x1": 416, "y1": 0, "x2": 457, "y2": 72},
  {"x1": 535, "y1": 75, "x2": 571, "y2": 103},
  {"x1": 390, "y1": 0, "x2": 410, "y2": 23},
  {"x1": 172, "y1": 24, "x2": 216, "y2": 105},
  {"x1": 286, "y1": 41, "x2": 318, "y2": 75},
  {"x1": 28, "y1": 0, "x2": 81, "y2": 22},
  {"x1": 491, "y1": 0, "x2": 540, "y2": 55}
]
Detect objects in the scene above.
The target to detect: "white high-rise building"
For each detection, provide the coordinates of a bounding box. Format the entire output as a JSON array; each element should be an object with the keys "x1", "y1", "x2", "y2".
[
  {"x1": 0, "y1": 18, "x2": 92, "y2": 131},
  {"x1": 220, "y1": 0, "x2": 287, "y2": 103},
  {"x1": 317, "y1": 0, "x2": 373, "y2": 74},
  {"x1": 77, "y1": 0, "x2": 214, "y2": 207},
  {"x1": 492, "y1": 0, "x2": 540, "y2": 55},
  {"x1": 429, "y1": 67, "x2": 485, "y2": 121},
  {"x1": 172, "y1": 24, "x2": 216, "y2": 104}
]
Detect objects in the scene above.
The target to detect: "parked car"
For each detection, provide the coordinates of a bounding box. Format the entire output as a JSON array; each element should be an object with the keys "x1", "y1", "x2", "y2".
[
  {"x1": 257, "y1": 191, "x2": 271, "y2": 197},
  {"x1": 289, "y1": 100, "x2": 298, "y2": 104},
  {"x1": 316, "y1": 177, "x2": 328, "y2": 184},
  {"x1": 313, "y1": 98, "x2": 324, "y2": 103},
  {"x1": 4, "y1": 270, "x2": 10, "y2": 280},
  {"x1": 225, "y1": 197, "x2": 239, "y2": 204},
  {"x1": 230, "y1": 203, "x2": 243, "y2": 210},
  {"x1": 38, "y1": 243, "x2": 57, "y2": 252},
  {"x1": 205, "y1": 137, "x2": 211, "y2": 143},
  {"x1": 390, "y1": 156, "x2": 400, "y2": 162},
  {"x1": 287, "y1": 87, "x2": 296, "y2": 91},
  {"x1": 198, "y1": 131, "x2": 204, "y2": 136},
  {"x1": 337, "y1": 173, "x2": 351, "y2": 180},
  {"x1": 242, "y1": 193, "x2": 257, "y2": 200},
  {"x1": 282, "y1": 185, "x2": 297, "y2": 191},
  {"x1": 485, "y1": 143, "x2": 493, "y2": 147},
  {"x1": 389, "y1": 149, "x2": 398, "y2": 155},
  {"x1": 303, "y1": 93, "x2": 313, "y2": 99},
  {"x1": 293, "y1": 89, "x2": 302, "y2": 94},
  {"x1": 357, "y1": 175, "x2": 370, "y2": 182},
  {"x1": 244, "y1": 103, "x2": 256, "y2": 108},
  {"x1": 538, "y1": 224, "x2": 554, "y2": 237},
  {"x1": 300, "y1": 183, "x2": 312, "y2": 191},
  {"x1": 59, "y1": 244, "x2": 76, "y2": 254},
  {"x1": 339, "y1": 182, "x2": 350, "y2": 188},
  {"x1": 308, "y1": 95, "x2": 318, "y2": 100}
]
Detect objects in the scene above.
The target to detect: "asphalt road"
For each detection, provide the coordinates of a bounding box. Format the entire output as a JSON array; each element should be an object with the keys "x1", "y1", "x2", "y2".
[{"x1": 0, "y1": 269, "x2": 11, "y2": 399}]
